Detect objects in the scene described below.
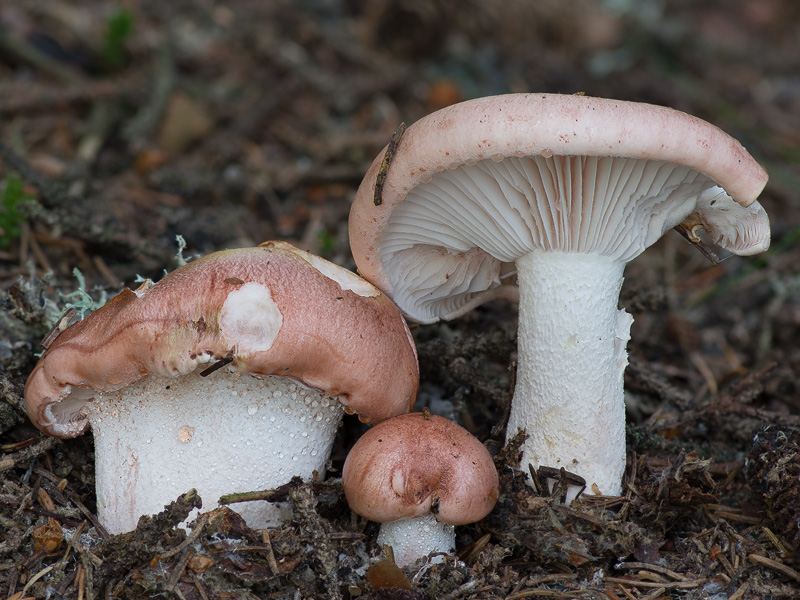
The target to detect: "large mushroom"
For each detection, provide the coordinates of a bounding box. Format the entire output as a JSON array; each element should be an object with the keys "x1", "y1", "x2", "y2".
[
  {"x1": 342, "y1": 412, "x2": 499, "y2": 567},
  {"x1": 349, "y1": 93, "x2": 770, "y2": 500},
  {"x1": 25, "y1": 241, "x2": 419, "y2": 533}
]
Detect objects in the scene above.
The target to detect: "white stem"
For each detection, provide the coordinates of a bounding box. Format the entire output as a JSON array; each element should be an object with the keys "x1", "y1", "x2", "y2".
[
  {"x1": 88, "y1": 369, "x2": 343, "y2": 533},
  {"x1": 507, "y1": 251, "x2": 632, "y2": 500},
  {"x1": 376, "y1": 513, "x2": 456, "y2": 567}
]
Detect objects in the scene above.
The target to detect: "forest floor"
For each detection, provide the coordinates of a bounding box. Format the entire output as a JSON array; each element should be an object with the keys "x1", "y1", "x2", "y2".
[{"x1": 1, "y1": 1, "x2": 800, "y2": 598}]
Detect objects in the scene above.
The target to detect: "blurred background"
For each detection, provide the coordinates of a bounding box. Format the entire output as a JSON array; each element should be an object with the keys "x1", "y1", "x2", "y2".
[{"x1": 1, "y1": 0, "x2": 800, "y2": 598}]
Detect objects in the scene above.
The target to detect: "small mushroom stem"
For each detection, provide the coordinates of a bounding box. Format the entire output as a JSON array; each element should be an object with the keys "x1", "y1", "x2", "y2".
[
  {"x1": 88, "y1": 369, "x2": 344, "y2": 533},
  {"x1": 376, "y1": 513, "x2": 456, "y2": 567},
  {"x1": 508, "y1": 251, "x2": 631, "y2": 501}
]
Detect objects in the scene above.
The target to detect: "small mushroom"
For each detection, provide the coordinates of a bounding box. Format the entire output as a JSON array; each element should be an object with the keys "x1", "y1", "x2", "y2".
[
  {"x1": 25, "y1": 241, "x2": 419, "y2": 533},
  {"x1": 342, "y1": 412, "x2": 499, "y2": 567},
  {"x1": 349, "y1": 93, "x2": 770, "y2": 500}
]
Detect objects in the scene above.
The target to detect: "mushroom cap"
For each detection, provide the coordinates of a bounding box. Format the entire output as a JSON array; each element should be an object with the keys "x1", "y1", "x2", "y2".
[
  {"x1": 342, "y1": 412, "x2": 499, "y2": 526},
  {"x1": 25, "y1": 241, "x2": 419, "y2": 437},
  {"x1": 349, "y1": 93, "x2": 770, "y2": 323}
]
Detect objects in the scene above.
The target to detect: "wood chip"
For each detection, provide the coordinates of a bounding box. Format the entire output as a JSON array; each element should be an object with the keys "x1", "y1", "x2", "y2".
[{"x1": 748, "y1": 553, "x2": 800, "y2": 581}]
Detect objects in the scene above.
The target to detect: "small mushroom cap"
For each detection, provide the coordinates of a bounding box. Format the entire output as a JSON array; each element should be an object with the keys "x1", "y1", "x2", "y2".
[
  {"x1": 342, "y1": 412, "x2": 499, "y2": 526},
  {"x1": 25, "y1": 241, "x2": 419, "y2": 437},
  {"x1": 349, "y1": 93, "x2": 770, "y2": 323}
]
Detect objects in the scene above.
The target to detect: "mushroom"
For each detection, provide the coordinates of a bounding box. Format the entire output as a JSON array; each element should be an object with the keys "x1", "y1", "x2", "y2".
[
  {"x1": 25, "y1": 241, "x2": 419, "y2": 533},
  {"x1": 348, "y1": 93, "x2": 770, "y2": 500},
  {"x1": 342, "y1": 412, "x2": 499, "y2": 567}
]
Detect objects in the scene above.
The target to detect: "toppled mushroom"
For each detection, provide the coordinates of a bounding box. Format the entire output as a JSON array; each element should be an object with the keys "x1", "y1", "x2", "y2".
[
  {"x1": 25, "y1": 241, "x2": 419, "y2": 533},
  {"x1": 349, "y1": 93, "x2": 770, "y2": 500},
  {"x1": 342, "y1": 412, "x2": 499, "y2": 567}
]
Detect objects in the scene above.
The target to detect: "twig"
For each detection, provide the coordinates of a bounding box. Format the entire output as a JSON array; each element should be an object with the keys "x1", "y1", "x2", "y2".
[
  {"x1": 373, "y1": 122, "x2": 406, "y2": 206},
  {"x1": 603, "y1": 577, "x2": 706, "y2": 589},
  {"x1": 76, "y1": 564, "x2": 86, "y2": 600},
  {"x1": 748, "y1": 553, "x2": 800, "y2": 581},
  {"x1": 640, "y1": 588, "x2": 667, "y2": 600},
  {"x1": 40, "y1": 308, "x2": 78, "y2": 350},
  {"x1": 0, "y1": 30, "x2": 84, "y2": 84},
  {"x1": 674, "y1": 216, "x2": 721, "y2": 264},
  {"x1": 166, "y1": 547, "x2": 196, "y2": 591},
  {"x1": 728, "y1": 583, "x2": 749, "y2": 600},
  {"x1": 262, "y1": 528, "x2": 280, "y2": 576},
  {"x1": 218, "y1": 488, "x2": 284, "y2": 505},
  {"x1": 62, "y1": 487, "x2": 109, "y2": 539},
  {"x1": 80, "y1": 547, "x2": 95, "y2": 600},
  {"x1": 614, "y1": 561, "x2": 688, "y2": 581},
  {"x1": 0, "y1": 78, "x2": 134, "y2": 114},
  {"x1": 192, "y1": 575, "x2": 211, "y2": 600},
  {"x1": 199, "y1": 353, "x2": 234, "y2": 377},
  {"x1": 21, "y1": 562, "x2": 58, "y2": 595},
  {"x1": 158, "y1": 514, "x2": 208, "y2": 560}
]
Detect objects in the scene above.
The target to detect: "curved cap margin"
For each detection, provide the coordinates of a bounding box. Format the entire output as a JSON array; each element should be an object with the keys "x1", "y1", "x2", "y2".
[{"x1": 349, "y1": 93, "x2": 769, "y2": 300}]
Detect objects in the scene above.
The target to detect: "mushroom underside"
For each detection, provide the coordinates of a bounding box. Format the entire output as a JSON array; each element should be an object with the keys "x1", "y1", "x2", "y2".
[{"x1": 381, "y1": 154, "x2": 737, "y2": 323}]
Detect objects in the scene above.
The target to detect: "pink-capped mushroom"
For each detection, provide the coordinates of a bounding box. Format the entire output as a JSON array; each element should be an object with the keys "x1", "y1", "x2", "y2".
[
  {"x1": 349, "y1": 93, "x2": 770, "y2": 501},
  {"x1": 25, "y1": 241, "x2": 419, "y2": 533},
  {"x1": 343, "y1": 412, "x2": 499, "y2": 567}
]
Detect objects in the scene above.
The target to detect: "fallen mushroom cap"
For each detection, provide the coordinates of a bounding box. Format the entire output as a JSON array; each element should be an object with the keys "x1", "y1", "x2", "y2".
[
  {"x1": 343, "y1": 412, "x2": 498, "y2": 565},
  {"x1": 348, "y1": 93, "x2": 770, "y2": 499},
  {"x1": 25, "y1": 241, "x2": 419, "y2": 532},
  {"x1": 350, "y1": 93, "x2": 770, "y2": 324}
]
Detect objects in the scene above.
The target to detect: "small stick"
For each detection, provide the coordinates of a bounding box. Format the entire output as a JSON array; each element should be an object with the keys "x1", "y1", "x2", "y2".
[
  {"x1": 40, "y1": 308, "x2": 78, "y2": 350},
  {"x1": 158, "y1": 515, "x2": 208, "y2": 560},
  {"x1": 374, "y1": 122, "x2": 406, "y2": 206},
  {"x1": 219, "y1": 489, "x2": 278, "y2": 504},
  {"x1": 674, "y1": 215, "x2": 721, "y2": 264},
  {"x1": 199, "y1": 352, "x2": 234, "y2": 377},
  {"x1": 166, "y1": 547, "x2": 196, "y2": 591},
  {"x1": 262, "y1": 528, "x2": 280, "y2": 576},
  {"x1": 615, "y1": 561, "x2": 688, "y2": 581},
  {"x1": 748, "y1": 553, "x2": 800, "y2": 581}
]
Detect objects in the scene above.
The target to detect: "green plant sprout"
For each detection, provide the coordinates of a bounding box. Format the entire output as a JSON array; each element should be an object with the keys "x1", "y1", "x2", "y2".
[
  {"x1": 101, "y1": 9, "x2": 135, "y2": 70},
  {"x1": 0, "y1": 174, "x2": 33, "y2": 250},
  {"x1": 317, "y1": 229, "x2": 336, "y2": 257}
]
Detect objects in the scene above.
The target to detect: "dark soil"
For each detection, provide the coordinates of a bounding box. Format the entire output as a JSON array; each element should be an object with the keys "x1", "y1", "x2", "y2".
[{"x1": 2, "y1": 1, "x2": 800, "y2": 598}]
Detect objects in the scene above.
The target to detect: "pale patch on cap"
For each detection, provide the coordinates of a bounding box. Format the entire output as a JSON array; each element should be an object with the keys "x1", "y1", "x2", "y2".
[
  {"x1": 299, "y1": 253, "x2": 380, "y2": 298},
  {"x1": 219, "y1": 282, "x2": 283, "y2": 353}
]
